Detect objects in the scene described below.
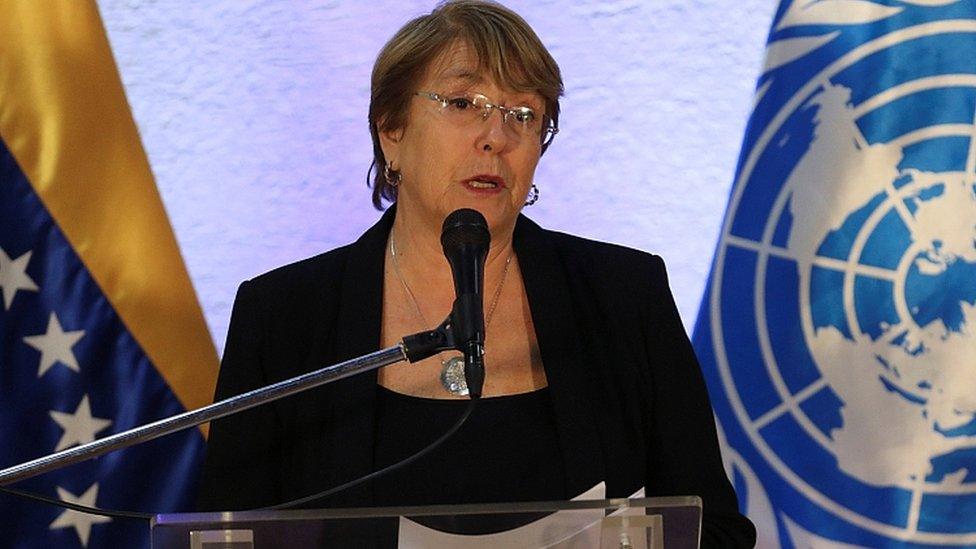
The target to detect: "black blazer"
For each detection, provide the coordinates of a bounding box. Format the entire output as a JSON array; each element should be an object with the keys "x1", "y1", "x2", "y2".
[{"x1": 198, "y1": 208, "x2": 756, "y2": 547}]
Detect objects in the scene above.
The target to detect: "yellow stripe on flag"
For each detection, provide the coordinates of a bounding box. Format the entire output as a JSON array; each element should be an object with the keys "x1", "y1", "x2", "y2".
[{"x1": 0, "y1": 1, "x2": 218, "y2": 431}]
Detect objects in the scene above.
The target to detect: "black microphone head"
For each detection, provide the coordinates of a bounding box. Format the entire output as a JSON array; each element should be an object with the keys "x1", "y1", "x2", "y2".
[
  {"x1": 440, "y1": 208, "x2": 490, "y2": 254},
  {"x1": 441, "y1": 208, "x2": 490, "y2": 297}
]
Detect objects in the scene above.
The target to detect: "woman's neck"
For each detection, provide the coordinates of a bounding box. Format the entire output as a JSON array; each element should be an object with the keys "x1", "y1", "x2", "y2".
[{"x1": 389, "y1": 205, "x2": 517, "y2": 309}]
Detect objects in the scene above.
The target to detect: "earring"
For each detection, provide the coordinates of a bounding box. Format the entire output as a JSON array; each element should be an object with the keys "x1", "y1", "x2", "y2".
[
  {"x1": 384, "y1": 162, "x2": 402, "y2": 187},
  {"x1": 524, "y1": 184, "x2": 539, "y2": 206}
]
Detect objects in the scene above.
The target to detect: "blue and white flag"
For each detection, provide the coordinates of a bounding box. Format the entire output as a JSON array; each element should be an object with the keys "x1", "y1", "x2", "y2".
[
  {"x1": 0, "y1": 1, "x2": 218, "y2": 547},
  {"x1": 693, "y1": 0, "x2": 976, "y2": 546}
]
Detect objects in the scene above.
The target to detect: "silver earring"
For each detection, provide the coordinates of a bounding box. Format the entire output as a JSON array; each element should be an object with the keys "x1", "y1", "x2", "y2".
[
  {"x1": 384, "y1": 162, "x2": 401, "y2": 187},
  {"x1": 524, "y1": 184, "x2": 539, "y2": 206}
]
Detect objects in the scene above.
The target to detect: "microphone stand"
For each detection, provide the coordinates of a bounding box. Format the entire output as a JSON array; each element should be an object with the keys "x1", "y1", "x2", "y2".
[{"x1": 0, "y1": 321, "x2": 456, "y2": 487}]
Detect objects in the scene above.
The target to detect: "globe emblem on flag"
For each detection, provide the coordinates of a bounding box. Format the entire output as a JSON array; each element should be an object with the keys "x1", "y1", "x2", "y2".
[{"x1": 711, "y1": 21, "x2": 976, "y2": 543}]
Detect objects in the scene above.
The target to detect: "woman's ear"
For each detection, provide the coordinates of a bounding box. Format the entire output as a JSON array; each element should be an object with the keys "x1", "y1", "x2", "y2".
[{"x1": 378, "y1": 125, "x2": 404, "y2": 166}]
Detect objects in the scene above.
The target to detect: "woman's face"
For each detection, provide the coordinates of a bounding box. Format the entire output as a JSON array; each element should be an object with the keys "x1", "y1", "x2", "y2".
[{"x1": 380, "y1": 41, "x2": 545, "y2": 236}]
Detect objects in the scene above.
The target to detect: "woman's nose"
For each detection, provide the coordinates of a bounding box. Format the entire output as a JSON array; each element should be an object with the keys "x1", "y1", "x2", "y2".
[{"x1": 476, "y1": 107, "x2": 514, "y2": 153}]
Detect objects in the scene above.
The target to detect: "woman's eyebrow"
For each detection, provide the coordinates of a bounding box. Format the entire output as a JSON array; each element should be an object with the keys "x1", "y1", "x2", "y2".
[{"x1": 434, "y1": 68, "x2": 482, "y2": 85}]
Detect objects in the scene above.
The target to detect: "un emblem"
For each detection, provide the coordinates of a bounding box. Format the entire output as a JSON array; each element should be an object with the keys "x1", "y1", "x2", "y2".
[{"x1": 703, "y1": 14, "x2": 976, "y2": 546}]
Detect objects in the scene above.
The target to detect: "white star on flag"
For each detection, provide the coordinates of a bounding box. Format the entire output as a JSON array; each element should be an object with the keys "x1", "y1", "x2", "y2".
[
  {"x1": 23, "y1": 312, "x2": 86, "y2": 377},
  {"x1": 0, "y1": 247, "x2": 39, "y2": 311},
  {"x1": 48, "y1": 483, "x2": 111, "y2": 547},
  {"x1": 49, "y1": 395, "x2": 113, "y2": 451}
]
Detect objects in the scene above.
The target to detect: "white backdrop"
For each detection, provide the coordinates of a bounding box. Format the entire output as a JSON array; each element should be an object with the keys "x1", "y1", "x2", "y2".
[{"x1": 95, "y1": 0, "x2": 775, "y2": 353}]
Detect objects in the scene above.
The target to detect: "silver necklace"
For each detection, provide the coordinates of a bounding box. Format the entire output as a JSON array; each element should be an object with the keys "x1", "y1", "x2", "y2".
[{"x1": 390, "y1": 232, "x2": 512, "y2": 396}]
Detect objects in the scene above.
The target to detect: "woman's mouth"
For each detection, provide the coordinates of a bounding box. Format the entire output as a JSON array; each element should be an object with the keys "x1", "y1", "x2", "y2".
[{"x1": 463, "y1": 175, "x2": 506, "y2": 192}]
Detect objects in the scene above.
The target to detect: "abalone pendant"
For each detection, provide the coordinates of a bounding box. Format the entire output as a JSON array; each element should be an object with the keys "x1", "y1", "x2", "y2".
[{"x1": 440, "y1": 355, "x2": 469, "y2": 396}]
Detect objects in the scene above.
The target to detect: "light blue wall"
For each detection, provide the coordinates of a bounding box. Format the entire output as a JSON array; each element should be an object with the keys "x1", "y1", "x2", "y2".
[{"x1": 97, "y1": 0, "x2": 774, "y2": 352}]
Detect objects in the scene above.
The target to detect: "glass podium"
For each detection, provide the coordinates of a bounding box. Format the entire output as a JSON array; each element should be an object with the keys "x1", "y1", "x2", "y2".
[{"x1": 151, "y1": 496, "x2": 701, "y2": 548}]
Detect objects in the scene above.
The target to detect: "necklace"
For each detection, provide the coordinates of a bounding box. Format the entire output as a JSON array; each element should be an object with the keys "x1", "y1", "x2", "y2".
[{"x1": 390, "y1": 231, "x2": 512, "y2": 396}]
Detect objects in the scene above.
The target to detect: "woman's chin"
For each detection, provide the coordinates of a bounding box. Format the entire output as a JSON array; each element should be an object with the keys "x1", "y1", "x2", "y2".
[{"x1": 444, "y1": 201, "x2": 518, "y2": 231}]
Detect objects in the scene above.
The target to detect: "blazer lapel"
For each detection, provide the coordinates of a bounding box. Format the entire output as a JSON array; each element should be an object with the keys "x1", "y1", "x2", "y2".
[
  {"x1": 514, "y1": 216, "x2": 606, "y2": 498},
  {"x1": 325, "y1": 207, "x2": 396, "y2": 506}
]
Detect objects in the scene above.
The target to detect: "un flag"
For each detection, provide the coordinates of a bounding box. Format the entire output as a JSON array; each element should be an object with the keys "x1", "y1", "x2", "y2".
[{"x1": 694, "y1": 0, "x2": 976, "y2": 546}]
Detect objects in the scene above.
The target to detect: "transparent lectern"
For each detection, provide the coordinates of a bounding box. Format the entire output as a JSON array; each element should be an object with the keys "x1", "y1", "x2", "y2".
[{"x1": 151, "y1": 496, "x2": 701, "y2": 548}]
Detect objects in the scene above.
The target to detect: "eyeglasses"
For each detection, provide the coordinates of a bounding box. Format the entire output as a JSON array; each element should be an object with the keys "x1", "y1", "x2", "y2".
[{"x1": 415, "y1": 91, "x2": 559, "y2": 147}]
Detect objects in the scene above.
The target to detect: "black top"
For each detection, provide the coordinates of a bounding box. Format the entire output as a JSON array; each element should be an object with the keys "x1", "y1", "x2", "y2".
[
  {"x1": 372, "y1": 386, "x2": 567, "y2": 534},
  {"x1": 373, "y1": 386, "x2": 567, "y2": 506},
  {"x1": 197, "y1": 208, "x2": 756, "y2": 547}
]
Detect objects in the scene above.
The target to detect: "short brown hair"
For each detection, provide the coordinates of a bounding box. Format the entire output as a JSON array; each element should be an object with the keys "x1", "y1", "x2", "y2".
[{"x1": 367, "y1": 0, "x2": 563, "y2": 209}]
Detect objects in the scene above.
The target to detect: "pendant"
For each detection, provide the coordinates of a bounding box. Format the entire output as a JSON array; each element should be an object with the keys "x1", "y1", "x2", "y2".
[{"x1": 440, "y1": 355, "x2": 469, "y2": 396}]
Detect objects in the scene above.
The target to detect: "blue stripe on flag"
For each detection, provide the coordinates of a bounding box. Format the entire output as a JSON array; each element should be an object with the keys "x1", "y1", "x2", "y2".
[{"x1": 0, "y1": 137, "x2": 205, "y2": 547}]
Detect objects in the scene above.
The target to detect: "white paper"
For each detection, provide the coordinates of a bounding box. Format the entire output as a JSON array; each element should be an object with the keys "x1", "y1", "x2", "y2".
[{"x1": 396, "y1": 482, "x2": 646, "y2": 548}]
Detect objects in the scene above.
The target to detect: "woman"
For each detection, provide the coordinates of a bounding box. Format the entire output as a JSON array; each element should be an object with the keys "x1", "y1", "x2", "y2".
[{"x1": 198, "y1": 1, "x2": 756, "y2": 546}]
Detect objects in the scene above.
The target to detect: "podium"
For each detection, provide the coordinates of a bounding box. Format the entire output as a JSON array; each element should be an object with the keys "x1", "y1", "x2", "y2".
[{"x1": 151, "y1": 496, "x2": 701, "y2": 548}]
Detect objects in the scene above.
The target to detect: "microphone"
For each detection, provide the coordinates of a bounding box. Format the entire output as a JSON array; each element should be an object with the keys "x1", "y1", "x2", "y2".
[{"x1": 441, "y1": 209, "x2": 490, "y2": 399}]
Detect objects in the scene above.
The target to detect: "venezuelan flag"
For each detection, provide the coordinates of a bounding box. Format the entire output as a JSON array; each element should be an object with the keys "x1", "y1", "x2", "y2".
[{"x1": 0, "y1": 1, "x2": 218, "y2": 546}]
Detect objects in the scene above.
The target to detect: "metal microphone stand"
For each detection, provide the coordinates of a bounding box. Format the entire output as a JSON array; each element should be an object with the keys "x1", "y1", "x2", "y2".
[{"x1": 0, "y1": 322, "x2": 456, "y2": 487}]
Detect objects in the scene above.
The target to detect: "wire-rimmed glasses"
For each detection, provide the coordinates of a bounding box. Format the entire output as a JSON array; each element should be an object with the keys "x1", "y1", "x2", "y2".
[{"x1": 415, "y1": 91, "x2": 559, "y2": 148}]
